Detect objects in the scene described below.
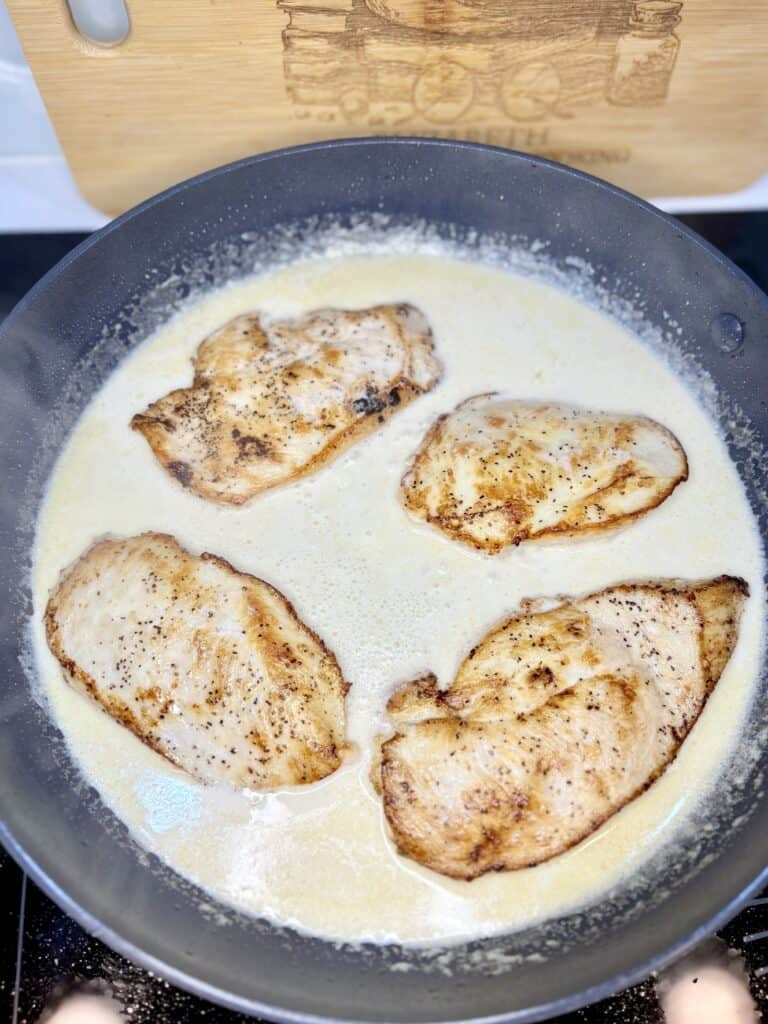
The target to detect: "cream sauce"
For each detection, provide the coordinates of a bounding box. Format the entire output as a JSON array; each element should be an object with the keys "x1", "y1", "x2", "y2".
[{"x1": 31, "y1": 253, "x2": 765, "y2": 945}]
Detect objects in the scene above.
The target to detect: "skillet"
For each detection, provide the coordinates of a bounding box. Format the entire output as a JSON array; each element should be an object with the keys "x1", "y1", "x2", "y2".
[{"x1": 0, "y1": 138, "x2": 766, "y2": 1023}]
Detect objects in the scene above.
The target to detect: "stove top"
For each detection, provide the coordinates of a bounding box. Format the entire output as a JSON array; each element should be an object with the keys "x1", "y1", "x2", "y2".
[{"x1": 2, "y1": 215, "x2": 766, "y2": 1024}]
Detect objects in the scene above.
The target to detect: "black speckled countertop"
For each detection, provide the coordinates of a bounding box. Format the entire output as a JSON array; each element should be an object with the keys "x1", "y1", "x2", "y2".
[{"x1": 1, "y1": 215, "x2": 766, "y2": 1024}]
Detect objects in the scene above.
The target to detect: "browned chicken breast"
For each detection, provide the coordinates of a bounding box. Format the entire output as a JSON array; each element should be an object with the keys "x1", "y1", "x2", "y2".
[
  {"x1": 377, "y1": 576, "x2": 747, "y2": 880},
  {"x1": 132, "y1": 304, "x2": 442, "y2": 505},
  {"x1": 401, "y1": 395, "x2": 688, "y2": 553},
  {"x1": 45, "y1": 532, "x2": 350, "y2": 789}
]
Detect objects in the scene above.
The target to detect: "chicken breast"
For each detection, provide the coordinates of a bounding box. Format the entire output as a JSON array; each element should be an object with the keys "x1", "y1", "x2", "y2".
[
  {"x1": 377, "y1": 576, "x2": 747, "y2": 880},
  {"x1": 132, "y1": 304, "x2": 442, "y2": 505},
  {"x1": 45, "y1": 532, "x2": 350, "y2": 789},
  {"x1": 401, "y1": 395, "x2": 688, "y2": 553}
]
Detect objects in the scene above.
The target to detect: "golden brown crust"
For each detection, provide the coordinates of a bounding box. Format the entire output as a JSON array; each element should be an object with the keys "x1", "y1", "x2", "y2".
[
  {"x1": 401, "y1": 395, "x2": 689, "y2": 554},
  {"x1": 377, "y1": 576, "x2": 747, "y2": 880},
  {"x1": 132, "y1": 305, "x2": 442, "y2": 506},
  {"x1": 45, "y1": 531, "x2": 351, "y2": 788}
]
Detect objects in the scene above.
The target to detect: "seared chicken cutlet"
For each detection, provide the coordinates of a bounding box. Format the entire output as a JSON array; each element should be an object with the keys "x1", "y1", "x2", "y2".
[
  {"x1": 401, "y1": 395, "x2": 688, "y2": 553},
  {"x1": 377, "y1": 576, "x2": 747, "y2": 880},
  {"x1": 45, "y1": 533, "x2": 350, "y2": 788},
  {"x1": 132, "y1": 304, "x2": 442, "y2": 505}
]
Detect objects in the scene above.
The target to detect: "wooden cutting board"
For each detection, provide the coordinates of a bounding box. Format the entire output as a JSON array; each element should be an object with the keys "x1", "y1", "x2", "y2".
[{"x1": 8, "y1": 0, "x2": 768, "y2": 215}]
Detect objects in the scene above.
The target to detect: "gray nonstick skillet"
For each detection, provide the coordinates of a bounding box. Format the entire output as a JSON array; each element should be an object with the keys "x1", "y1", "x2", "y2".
[{"x1": 0, "y1": 138, "x2": 766, "y2": 1023}]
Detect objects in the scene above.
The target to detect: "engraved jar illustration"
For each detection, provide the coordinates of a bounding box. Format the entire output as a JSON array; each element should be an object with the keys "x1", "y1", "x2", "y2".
[{"x1": 608, "y1": 0, "x2": 682, "y2": 105}]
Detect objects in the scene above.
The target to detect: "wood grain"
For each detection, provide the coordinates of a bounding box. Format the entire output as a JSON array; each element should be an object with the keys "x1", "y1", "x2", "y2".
[{"x1": 7, "y1": 0, "x2": 768, "y2": 214}]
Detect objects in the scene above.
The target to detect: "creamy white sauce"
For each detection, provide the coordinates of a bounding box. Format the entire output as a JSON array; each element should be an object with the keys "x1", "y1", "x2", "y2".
[{"x1": 31, "y1": 253, "x2": 765, "y2": 946}]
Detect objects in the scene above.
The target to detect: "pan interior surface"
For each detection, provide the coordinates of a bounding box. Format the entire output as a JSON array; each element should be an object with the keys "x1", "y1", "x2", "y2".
[
  {"x1": 29, "y1": 244, "x2": 765, "y2": 948},
  {"x1": 0, "y1": 140, "x2": 766, "y2": 1024}
]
